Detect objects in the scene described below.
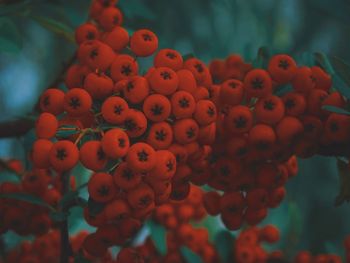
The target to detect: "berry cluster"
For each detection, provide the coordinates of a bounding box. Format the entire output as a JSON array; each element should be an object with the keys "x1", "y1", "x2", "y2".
[
  {"x1": 0, "y1": 159, "x2": 75, "y2": 237},
  {"x1": 293, "y1": 251, "x2": 342, "y2": 263},
  {"x1": 234, "y1": 225, "x2": 282, "y2": 263},
  {"x1": 32, "y1": 0, "x2": 217, "y2": 258},
  {"x1": 195, "y1": 52, "x2": 349, "y2": 229},
  {"x1": 2, "y1": 230, "x2": 117, "y2": 263}
]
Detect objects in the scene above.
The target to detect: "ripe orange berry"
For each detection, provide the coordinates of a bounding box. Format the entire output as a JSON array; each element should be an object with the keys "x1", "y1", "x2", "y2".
[
  {"x1": 193, "y1": 100, "x2": 217, "y2": 126},
  {"x1": 177, "y1": 69, "x2": 197, "y2": 94},
  {"x1": 306, "y1": 89, "x2": 328, "y2": 116},
  {"x1": 276, "y1": 116, "x2": 304, "y2": 144},
  {"x1": 173, "y1": 118, "x2": 199, "y2": 144},
  {"x1": 35, "y1": 113, "x2": 58, "y2": 139},
  {"x1": 220, "y1": 79, "x2": 245, "y2": 106},
  {"x1": 154, "y1": 48, "x2": 183, "y2": 71},
  {"x1": 244, "y1": 207, "x2": 267, "y2": 225},
  {"x1": 75, "y1": 23, "x2": 99, "y2": 45},
  {"x1": 148, "y1": 67, "x2": 179, "y2": 95},
  {"x1": 111, "y1": 55, "x2": 139, "y2": 82},
  {"x1": 311, "y1": 66, "x2": 332, "y2": 91},
  {"x1": 123, "y1": 76, "x2": 150, "y2": 104},
  {"x1": 65, "y1": 64, "x2": 91, "y2": 89},
  {"x1": 254, "y1": 95, "x2": 285, "y2": 125},
  {"x1": 99, "y1": 7, "x2": 123, "y2": 31},
  {"x1": 259, "y1": 224, "x2": 280, "y2": 243},
  {"x1": 123, "y1": 109, "x2": 148, "y2": 138},
  {"x1": 146, "y1": 122, "x2": 173, "y2": 150},
  {"x1": 101, "y1": 96, "x2": 129, "y2": 125},
  {"x1": 49, "y1": 140, "x2": 79, "y2": 171},
  {"x1": 225, "y1": 105, "x2": 253, "y2": 134},
  {"x1": 103, "y1": 26, "x2": 129, "y2": 52},
  {"x1": 32, "y1": 139, "x2": 53, "y2": 169},
  {"x1": 88, "y1": 172, "x2": 117, "y2": 203},
  {"x1": 292, "y1": 67, "x2": 315, "y2": 94},
  {"x1": 203, "y1": 191, "x2": 221, "y2": 216},
  {"x1": 127, "y1": 183, "x2": 155, "y2": 209},
  {"x1": 249, "y1": 124, "x2": 276, "y2": 151},
  {"x1": 267, "y1": 54, "x2": 297, "y2": 84},
  {"x1": 170, "y1": 91, "x2": 196, "y2": 119},
  {"x1": 143, "y1": 94, "x2": 171, "y2": 122},
  {"x1": 39, "y1": 88, "x2": 65, "y2": 115},
  {"x1": 130, "y1": 29, "x2": 158, "y2": 57},
  {"x1": 80, "y1": 140, "x2": 107, "y2": 171},
  {"x1": 150, "y1": 150, "x2": 177, "y2": 180},
  {"x1": 244, "y1": 69, "x2": 272, "y2": 98},
  {"x1": 82, "y1": 233, "x2": 108, "y2": 258},
  {"x1": 246, "y1": 188, "x2": 268, "y2": 209},
  {"x1": 168, "y1": 143, "x2": 188, "y2": 164},
  {"x1": 184, "y1": 58, "x2": 209, "y2": 85},
  {"x1": 84, "y1": 72, "x2": 113, "y2": 99},
  {"x1": 63, "y1": 88, "x2": 92, "y2": 117},
  {"x1": 282, "y1": 92, "x2": 306, "y2": 116},
  {"x1": 101, "y1": 128, "x2": 130, "y2": 159},
  {"x1": 85, "y1": 41, "x2": 115, "y2": 71},
  {"x1": 324, "y1": 113, "x2": 350, "y2": 143},
  {"x1": 112, "y1": 162, "x2": 142, "y2": 190},
  {"x1": 104, "y1": 199, "x2": 130, "y2": 222},
  {"x1": 126, "y1": 143, "x2": 156, "y2": 173}
]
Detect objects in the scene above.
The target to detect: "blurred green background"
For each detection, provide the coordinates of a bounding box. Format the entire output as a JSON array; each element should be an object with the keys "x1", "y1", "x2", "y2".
[{"x1": 0, "y1": 0, "x2": 350, "y2": 259}]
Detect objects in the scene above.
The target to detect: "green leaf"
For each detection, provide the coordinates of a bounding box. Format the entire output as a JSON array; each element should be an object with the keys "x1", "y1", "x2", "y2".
[
  {"x1": 335, "y1": 159, "x2": 350, "y2": 206},
  {"x1": 329, "y1": 56, "x2": 350, "y2": 84},
  {"x1": 313, "y1": 52, "x2": 335, "y2": 74},
  {"x1": 322, "y1": 105, "x2": 350, "y2": 115},
  {"x1": 0, "y1": 193, "x2": 55, "y2": 211},
  {"x1": 331, "y1": 74, "x2": 350, "y2": 99},
  {"x1": 0, "y1": 0, "x2": 31, "y2": 16},
  {"x1": 214, "y1": 231, "x2": 235, "y2": 263},
  {"x1": 180, "y1": 246, "x2": 203, "y2": 263},
  {"x1": 0, "y1": 17, "x2": 22, "y2": 54},
  {"x1": 147, "y1": 220, "x2": 167, "y2": 256},
  {"x1": 30, "y1": 15, "x2": 74, "y2": 43}
]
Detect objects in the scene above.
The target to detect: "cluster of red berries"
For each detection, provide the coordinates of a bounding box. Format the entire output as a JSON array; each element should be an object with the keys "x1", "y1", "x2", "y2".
[
  {"x1": 234, "y1": 225, "x2": 282, "y2": 263},
  {"x1": 192, "y1": 52, "x2": 349, "y2": 229},
  {"x1": 293, "y1": 251, "x2": 342, "y2": 263},
  {"x1": 2, "y1": 230, "x2": 117, "y2": 263},
  {"x1": 116, "y1": 225, "x2": 218, "y2": 263},
  {"x1": 32, "y1": 0, "x2": 217, "y2": 258},
  {"x1": 0, "y1": 159, "x2": 75, "y2": 237}
]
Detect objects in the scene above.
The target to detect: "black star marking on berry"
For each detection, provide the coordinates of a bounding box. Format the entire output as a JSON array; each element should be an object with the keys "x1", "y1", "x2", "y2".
[
  {"x1": 126, "y1": 81, "x2": 134, "y2": 91},
  {"x1": 263, "y1": 100, "x2": 275, "y2": 110},
  {"x1": 166, "y1": 52, "x2": 176, "y2": 59},
  {"x1": 207, "y1": 106, "x2": 215, "y2": 117},
  {"x1": 114, "y1": 105, "x2": 123, "y2": 115},
  {"x1": 251, "y1": 78, "x2": 264, "y2": 89},
  {"x1": 151, "y1": 104, "x2": 163, "y2": 115},
  {"x1": 229, "y1": 81, "x2": 238, "y2": 88},
  {"x1": 28, "y1": 175, "x2": 37, "y2": 182},
  {"x1": 233, "y1": 116, "x2": 247, "y2": 129},
  {"x1": 160, "y1": 71, "x2": 171, "y2": 80},
  {"x1": 228, "y1": 205, "x2": 239, "y2": 213},
  {"x1": 121, "y1": 65, "x2": 132, "y2": 76},
  {"x1": 142, "y1": 34, "x2": 152, "y2": 41},
  {"x1": 69, "y1": 97, "x2": 81, "y2": 109},
  {"x1": 278, "y1": 60, "x2": 289, "y2": 70},
  {"x1": 186, "y1": 127, "x2": 196, "y2": 139},
  {"x1": 236, "y1": 147, "x2": 247, "y2": 156},
  {"x1": 166, "y1": 161, "x2": 174, "y2": 171},
  {"x1": 194, "y1": 63, "x2": 204, "y2": 73},
  {"x1": 256, "y1": 141, "x2": 269, "y2": 151},
  {"x1": 86, "y1": 31, "x2": 95, "y2": 40},
  {"x1": 118, "y1": 138, "x2": 126, "y2": 148},
  {"x1": 179, "y1": 98, "x2": 189, "y2": 108},
  {"x1": 155, "y1": 130, "x2": 166, "y2": 141},
  {"x1": 137, "y1": 150, "x2": 149, "y2": 162},
  {"x1": 97, "y1": 185, "x2": 110, "y2": 197},
  {"x1": 304, "y1": 123, "x2": 315, "y2": 133},
  {"x1": 56, "y1": 149, "x2": 67, "y2": 160},
  {"x1": 139, "y1": 196, "x2": 151, "y2": 206},
  {"x1": 90, "y1": 49, "x2": 98, "y2": 59},
  {"x1": 122, "y1": 169, "x2": 134, "y2": 181}
]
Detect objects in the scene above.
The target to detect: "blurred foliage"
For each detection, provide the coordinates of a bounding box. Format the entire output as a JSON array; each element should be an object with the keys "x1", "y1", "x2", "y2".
[{"x1": 1, "y1": 0, "x2": 350, "y2": 260}]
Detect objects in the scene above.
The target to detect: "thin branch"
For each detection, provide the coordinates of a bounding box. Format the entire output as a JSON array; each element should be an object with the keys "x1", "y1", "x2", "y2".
[{"x1": 0, "y1": 118, "x2": 35, "y2": 138}]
